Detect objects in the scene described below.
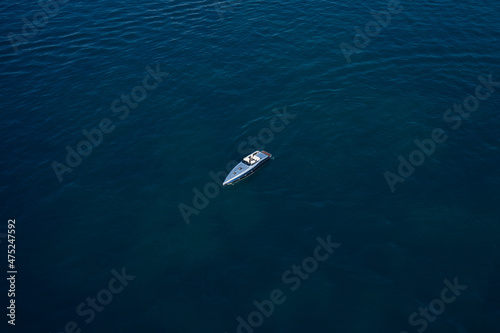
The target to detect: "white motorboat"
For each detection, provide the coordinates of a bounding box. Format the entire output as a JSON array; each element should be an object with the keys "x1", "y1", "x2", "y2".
[{"x1": 223, "y1": 151, "x2": 272, "y2": 186}]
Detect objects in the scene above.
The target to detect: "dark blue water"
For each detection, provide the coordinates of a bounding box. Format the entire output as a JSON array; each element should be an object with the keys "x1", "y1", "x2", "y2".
[{"x1": 1, "y1": 0, "x2": 499, "y2": 332}]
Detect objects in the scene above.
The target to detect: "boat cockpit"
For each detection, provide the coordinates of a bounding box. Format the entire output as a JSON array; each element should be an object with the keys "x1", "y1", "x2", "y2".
[{"x1": 242, "y1": 152, "x2": 261, "y2": 166}]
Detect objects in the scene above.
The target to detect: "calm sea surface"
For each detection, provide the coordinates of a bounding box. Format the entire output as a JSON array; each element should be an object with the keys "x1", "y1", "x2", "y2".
[{"x1": 1, "y1": 0, "x2": 499, "y2": 332}]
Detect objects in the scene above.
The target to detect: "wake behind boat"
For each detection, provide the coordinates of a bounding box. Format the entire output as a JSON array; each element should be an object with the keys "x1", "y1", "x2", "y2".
[{"x1": 223, "y1": 151, "x2": 272, "y2": 186}]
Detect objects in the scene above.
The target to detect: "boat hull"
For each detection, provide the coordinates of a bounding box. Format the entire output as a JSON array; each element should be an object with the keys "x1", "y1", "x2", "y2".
[{"x1": 223, "y1": 151, "x2": 272, "y2": 186}]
